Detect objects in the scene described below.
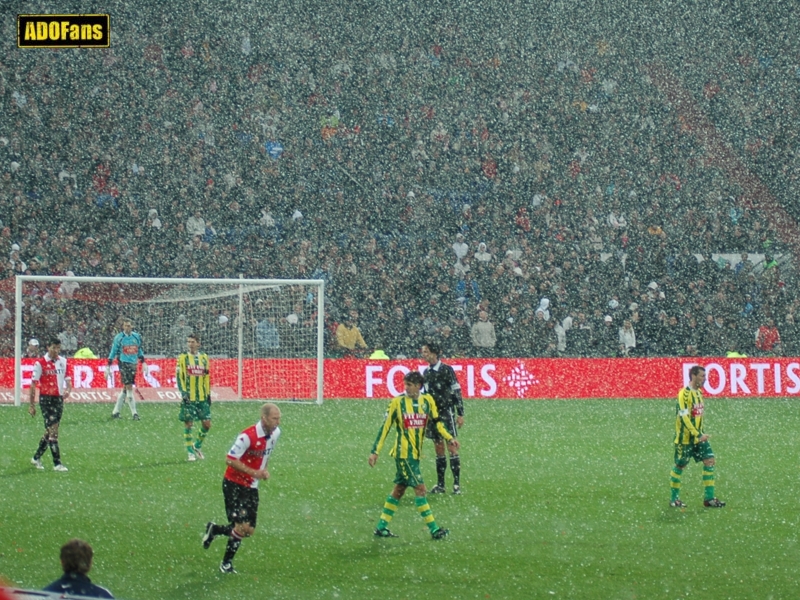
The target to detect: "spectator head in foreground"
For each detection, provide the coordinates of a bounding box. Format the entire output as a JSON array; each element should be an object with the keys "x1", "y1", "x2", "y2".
[{"x1": 43, "y1": 538, "x2": 114, "y2": 598}]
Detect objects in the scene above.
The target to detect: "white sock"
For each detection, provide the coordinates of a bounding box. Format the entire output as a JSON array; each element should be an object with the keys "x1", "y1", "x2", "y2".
[
  {"x1": 113, "y1": 391, "x2": 126, "y2": 414},
  {"x1": 128, "y1": 391, "x2": 138, "y2": 416}
]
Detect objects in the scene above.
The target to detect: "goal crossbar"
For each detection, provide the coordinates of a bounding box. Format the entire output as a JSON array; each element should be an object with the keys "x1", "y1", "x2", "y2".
[{"x1": 14, "y1": 275, "x2": 325, "y2": 406}]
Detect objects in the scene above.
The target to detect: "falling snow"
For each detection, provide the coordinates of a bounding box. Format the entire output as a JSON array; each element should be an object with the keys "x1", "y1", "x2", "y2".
[{"x1": 0, "y1": 1, "x2": 798, "y2": 362}]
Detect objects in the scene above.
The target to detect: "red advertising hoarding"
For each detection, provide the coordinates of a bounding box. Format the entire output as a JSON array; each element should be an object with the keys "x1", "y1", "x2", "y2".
[{"x1": 2, "y1": 357, "x2": 799, "y2": 403}]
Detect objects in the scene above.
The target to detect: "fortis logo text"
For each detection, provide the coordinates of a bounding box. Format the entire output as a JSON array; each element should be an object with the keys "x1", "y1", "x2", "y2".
[{"x1": 18, "y1": 14, "x2": 110, "y2": 48}]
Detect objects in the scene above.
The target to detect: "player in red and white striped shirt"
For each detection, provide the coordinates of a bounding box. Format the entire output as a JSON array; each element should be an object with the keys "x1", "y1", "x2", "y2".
[
  {"x1": 28, "y1": 338, "x2": 72, "y2": 472},
  {"x1": 202, "y1": 403, "x2": 281, "y2": 574}
]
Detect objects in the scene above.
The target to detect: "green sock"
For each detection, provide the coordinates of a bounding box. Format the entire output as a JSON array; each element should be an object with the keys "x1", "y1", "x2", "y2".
[
  {"x1": 415, "y1": 496, "x2": 439, "y2": 533},
  {"x1": 184, "y1": 427, "x2": 194, "y2": 453},
  {"x1": 703, "y1": 465, "x2": 715, "y2": 500},
  {"x1": 670, "y1": 465, "x2": 684, "y2": 501},
  {"x1": 195, "y1": 426, "x2": 209, "y2": 449},
  {"x1": 377, "y1": 495, "x2": 399, "y2": 530}
]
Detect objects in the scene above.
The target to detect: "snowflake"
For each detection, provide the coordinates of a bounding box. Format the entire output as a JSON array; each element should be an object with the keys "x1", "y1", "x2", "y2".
[{"x1": 502, "y1": 363, "x2": 540, "y2": 398}]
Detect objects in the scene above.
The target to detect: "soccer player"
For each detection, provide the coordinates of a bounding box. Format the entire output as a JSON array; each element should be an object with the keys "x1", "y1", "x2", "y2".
[
  {"x1": 368, "y1": 370, "x2": 459, "y2": 539},
  {"x1": 107, "y1": 318, "x2": 147, "y2": 420},
  {"x1": 177, "y1": 333, "x2": 212, "y2": 461},
  {"x1": 202, "y1": 403, "x2": 282, "y2": 574},
  {"x1": 670, "y1": 365, "x2": 726, "y2": 508},
  {"x1": 29, "y1": 338, "x2": 72, "y2": 472},
  {"x1": 421, "y1": 342, "x2": 465, "y2": 494}
]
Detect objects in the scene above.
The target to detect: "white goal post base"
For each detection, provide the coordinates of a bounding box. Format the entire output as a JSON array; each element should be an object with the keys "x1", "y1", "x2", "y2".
[{"x1": 14, "y1": 276, "x2": 324, "y2": 406}]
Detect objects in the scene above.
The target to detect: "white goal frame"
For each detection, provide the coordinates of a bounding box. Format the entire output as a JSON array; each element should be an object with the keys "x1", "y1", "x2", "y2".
[{"x1": 14, "y1": 275, "x2": 325, "y2": 406}]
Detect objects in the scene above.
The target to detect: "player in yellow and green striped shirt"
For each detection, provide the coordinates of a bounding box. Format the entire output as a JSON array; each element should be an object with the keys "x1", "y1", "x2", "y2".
[
  {"x1": 670, "y1": 365, "x2": 725, "y2": 508},
  {"x1": 177, "y1": 334, "x2": 212, "y2": 462},
  {"x1": 368, "y1": 371, "x2": 460, "y2": 539}
]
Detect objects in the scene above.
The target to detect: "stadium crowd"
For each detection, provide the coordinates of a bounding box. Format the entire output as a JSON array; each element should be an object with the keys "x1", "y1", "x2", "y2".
[{"x1": 0, "y1": 1, "x2": 798, "y2": 360}]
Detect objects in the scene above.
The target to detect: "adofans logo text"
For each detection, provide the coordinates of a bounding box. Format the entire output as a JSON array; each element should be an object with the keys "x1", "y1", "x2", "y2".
[{"x1": 18, "y1": 14, "x2": 109, "y2": 48}]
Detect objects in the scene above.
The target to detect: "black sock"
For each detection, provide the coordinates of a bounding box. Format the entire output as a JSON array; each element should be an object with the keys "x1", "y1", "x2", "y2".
[
  {"x1": 34, "y1": 436, "x2": 48, "y2": 460},
  {"x1": 223, "y1": 532, "x2": 242, "y2": 563},
  {"x1": 48, "y1": 438, "x2": 61, "y2": 465},
  {"x1": 436, "y1": 455, "x2": 447, "y2": 486},
  {"x1": 213, "y1": 524, "x2": 233, "y2": 537},
  {"x1": 450, "y1": 455, "x2": 461, "y2": 486}
]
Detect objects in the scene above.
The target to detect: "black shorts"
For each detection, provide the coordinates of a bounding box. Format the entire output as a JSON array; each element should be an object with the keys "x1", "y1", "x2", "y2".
[
  {"x1": 119, "y1": 362, "x2": 137, "y2": 385},
  {"x1": 223, "y1": 479, "x2": 259, "y2": 527},
  {"x1": 425, "y1": 406, "x2": 458, "y2": 441},
  {"x1": 40, "y1": 395, "x2": 64, "y2": 428}
]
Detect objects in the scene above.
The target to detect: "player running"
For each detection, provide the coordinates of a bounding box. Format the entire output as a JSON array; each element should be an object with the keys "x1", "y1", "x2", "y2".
[{"x1": 202, "y1": 403, "x2": 282, "y2": 574}]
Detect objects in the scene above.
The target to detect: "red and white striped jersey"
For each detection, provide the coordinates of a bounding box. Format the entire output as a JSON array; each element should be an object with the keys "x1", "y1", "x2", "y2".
[
  {"x1": 224, "y1": 421, "x2": 280, "y2": 489},
  {"x1": 32, "y1": 354, "x2": 70, "y2": 397}
]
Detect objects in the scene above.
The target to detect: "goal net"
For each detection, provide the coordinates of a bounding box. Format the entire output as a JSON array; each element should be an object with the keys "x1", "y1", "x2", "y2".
[{"x1": 13, "y1": 276, "x2": 324, "y2": 406}]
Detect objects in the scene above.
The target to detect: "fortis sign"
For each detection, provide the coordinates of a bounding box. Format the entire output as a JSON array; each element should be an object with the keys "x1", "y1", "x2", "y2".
[
  {"x1": 4, "y1": 358, "x2": 800, "y2": 402},
  {"x1": 18, "y1": 14, "x2": 109, "y2": 48}
]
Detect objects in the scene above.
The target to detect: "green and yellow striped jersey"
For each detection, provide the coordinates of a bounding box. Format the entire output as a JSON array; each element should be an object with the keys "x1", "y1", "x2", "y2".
[
  {"x1": 372, "y1": 393, "x2": 451, "y2": 460},
  {"x1": 176, "y1": 352, "x2": 210, "y2": 402},
  {"x1": 674, "y1": 386, "x2": 704, "y2": 445}
]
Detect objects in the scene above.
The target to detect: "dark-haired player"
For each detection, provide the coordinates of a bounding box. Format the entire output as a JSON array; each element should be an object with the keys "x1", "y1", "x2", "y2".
[
  {"x1": 669, "y1": 365, "x2": 725, "y2": 508},
  {"x1": 421, "y1": 342, "x2": 465, "y2": 494},
  {"x1": 177, "y1": 333, "x2": 212, "y2": 461},
  {"x1": 368, "y1": 370, "x2": 459, "y2": 539},
  {"x1": 29, "y1": 338, "x2": 72, "y2": 472}
]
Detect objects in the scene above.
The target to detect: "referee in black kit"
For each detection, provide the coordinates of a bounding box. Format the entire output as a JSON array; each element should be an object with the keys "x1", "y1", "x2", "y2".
[{"x1": 421, "y1": 342, "x2": 465, "y2": 494}]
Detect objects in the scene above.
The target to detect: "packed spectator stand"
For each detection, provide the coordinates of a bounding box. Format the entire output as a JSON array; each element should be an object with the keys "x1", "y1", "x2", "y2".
[{"x1": 1, "y1": 1, "x2": 798, "y2": 361}]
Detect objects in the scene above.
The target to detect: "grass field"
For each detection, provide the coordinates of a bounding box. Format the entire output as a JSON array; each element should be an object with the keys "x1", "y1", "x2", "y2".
[{"x1": 1, "y1": 398, "x2": 799, "y2": 600}]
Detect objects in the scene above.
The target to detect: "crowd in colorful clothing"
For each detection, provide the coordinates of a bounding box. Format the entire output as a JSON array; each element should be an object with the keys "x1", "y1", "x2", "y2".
[{"x1": 1, "y1": 1, "x2": 798, "y2": 360}]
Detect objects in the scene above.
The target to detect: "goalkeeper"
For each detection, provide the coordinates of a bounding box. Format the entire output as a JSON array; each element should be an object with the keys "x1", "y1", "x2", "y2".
[
  {"x1": 107, "y1": 318, "x2": 147, "y2": 420},
  {"x1": 177, "y1": 333, "x2": 212, "y2": 461}
]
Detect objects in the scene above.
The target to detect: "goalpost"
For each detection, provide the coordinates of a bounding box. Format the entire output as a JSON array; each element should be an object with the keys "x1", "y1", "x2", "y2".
[{"x1": 14, "y1": 275, "x2": 325, "y2": 406}]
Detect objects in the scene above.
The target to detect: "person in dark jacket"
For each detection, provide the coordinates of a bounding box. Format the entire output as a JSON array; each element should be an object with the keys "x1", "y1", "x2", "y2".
[
  {"x1": 44, "y1": 539, "x2": 114, "y2": 598},
  {"x1": 421, "y1": 342, "x2": 465, "y2": 494}
]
